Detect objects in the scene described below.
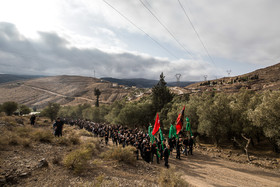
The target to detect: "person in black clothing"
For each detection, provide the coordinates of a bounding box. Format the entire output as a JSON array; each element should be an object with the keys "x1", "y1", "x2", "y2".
[
  {"x1": 163, "y1": 145, "x2": 170, "y2": 168},
  {"x1": 183, "y1": 137, "x2": 189, "y2": 156},
  {"x1": 30, "y1": 115, "x2": 36, "y2": 126},
  {"x1": 134, "y1": 141, "x2": 140, "y2": 160},
  {"x1": 143, "y1": 143, "x2": 151, "y2": 163},
  {"x1": 160, "y1": 140, "x2": 166, "y2": 160},
  {"x1": 188, "y1": 136, "x2": 195, "y2": 155},
  {"x1": 105, "y1": 131, "x2": 109, "y2": 145},
  {"x1": 176, "y1": 138, "x2": 182, "y2": 159},
  {"x1": 53, "y1": 117, "x2": 64, "y2": 137},
  {"x1": 170, "y1": 137, "x2": 176, "y2": 155},
  {"x1": 151, "y1": 141, "x2": 159, "y2": 164}
]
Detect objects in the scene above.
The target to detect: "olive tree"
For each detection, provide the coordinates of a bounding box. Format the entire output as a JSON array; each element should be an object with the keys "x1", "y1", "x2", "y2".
[{"x1": 248, "y1": 91, "x2": 280, "y2": 152}]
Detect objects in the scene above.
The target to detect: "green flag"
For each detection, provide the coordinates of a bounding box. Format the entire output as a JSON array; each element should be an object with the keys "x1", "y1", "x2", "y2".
[
  {"x1": 168, "y1": 124, "x2": 177, "y2": 139},
  {"x1": 148, "y1": 125, "x2": 155, "y2": 143},
  {"x1": 159, "y1": 128, "x2": 164, "y2": 150},
  {"x1": 186, "y1": 117, "x2": 193, "y2": 136}
]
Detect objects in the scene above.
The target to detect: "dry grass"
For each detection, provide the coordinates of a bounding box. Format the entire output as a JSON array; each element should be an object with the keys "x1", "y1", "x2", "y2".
[
  {"x1": 76, "y1": 175, "x2": 119, "y2": 187},
  {"x1": 158, "y1": 168, "x2": 189, "y2": 187},
  {"x1": 100, "y1": 146, "x2": 136, "y2": 165},
  {"x1": 63, "y1": 147, "x2": 92, "y2": 174},
  {"x1": 63, "y1": 140, "x2": 99, "y2": 174},
  {"x1": 31, "y1": 129, "x2": 54, "y2": 143},
  {"x1": 78, "y1": 129, "x2": 94, "y2": 137},
  {"x1": 0, "y1": 116, "x2": 83, "y2": 149}
]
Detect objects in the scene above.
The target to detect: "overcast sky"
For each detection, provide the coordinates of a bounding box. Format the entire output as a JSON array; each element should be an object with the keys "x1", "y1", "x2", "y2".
[{"x1": 0, "y1": 0, "x2": 279, "y2": 81}]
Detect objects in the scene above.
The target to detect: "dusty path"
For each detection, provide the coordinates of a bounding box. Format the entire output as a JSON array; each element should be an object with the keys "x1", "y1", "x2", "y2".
[
  {"x1": 23, "y1": 84, "x2": 95, "y2": 102},
  {"x1": 169, "y1": 151, "x2": 280, "y2": 187}
]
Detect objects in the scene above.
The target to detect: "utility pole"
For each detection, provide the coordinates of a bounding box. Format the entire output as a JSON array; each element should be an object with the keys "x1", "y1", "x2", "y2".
[
  {"x1": 226, "y1": 70, "x2": 231, "y2": 77},
  {"x1": 175, "y1": 73, "x2": 182, "y2": 87},
  {"x1": 203, "y1": 75, "x2": 208, "y2": 81},
  {"x1": 93, "y1": 68, "x2": 96, "y2": 78}
]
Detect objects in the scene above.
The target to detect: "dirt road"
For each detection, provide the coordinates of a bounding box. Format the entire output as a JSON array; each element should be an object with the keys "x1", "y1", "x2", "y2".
[
  {"x1": 23, "y1": 84, "x2": 95, "y2": 102},
  {"x1": 169, "y1": 151, "x2": 280, "y2": 187}
]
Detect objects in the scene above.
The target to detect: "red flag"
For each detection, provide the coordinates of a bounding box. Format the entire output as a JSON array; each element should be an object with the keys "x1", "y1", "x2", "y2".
[
  {"x1": 152, "y1": 113, "x2": 160, "y2": 135},
  {"x1": 176, "y1": 106, "x2": 185, "y2": 134}
]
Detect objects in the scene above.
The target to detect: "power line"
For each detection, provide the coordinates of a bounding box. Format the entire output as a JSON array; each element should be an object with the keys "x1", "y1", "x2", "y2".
[
  {"x1": 177, "y1": 0, "x2": 215, "y2": 65},
  {"x1": 102, "y1": 0, "x2": 179, "y2": 59},
  {"x1": 139, "y1": 0, "x2": 193, "y2": 58}
]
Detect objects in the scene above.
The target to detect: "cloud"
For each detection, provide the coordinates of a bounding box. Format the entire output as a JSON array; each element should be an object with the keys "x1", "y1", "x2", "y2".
[
  {"x1": 0, "y1": 22, "x2": 217, "y2": 81},
  {"x1": 65, "y1": 0, "x2": 280, "y2": 66}
]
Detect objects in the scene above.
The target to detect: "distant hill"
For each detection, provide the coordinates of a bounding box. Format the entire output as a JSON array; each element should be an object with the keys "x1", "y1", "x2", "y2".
[
  {"x1": 0, "y1": 75, "x2": 140, "y2": 109},
  {"x1": 0, "y1": 74, "x2": 45, "y2": 84},
  {"x1": 185, "y1": 62, "x2": 280, "y2": 93},
  {"x1": 101, "y1": 77, "x2": 195, "y2": 88}
]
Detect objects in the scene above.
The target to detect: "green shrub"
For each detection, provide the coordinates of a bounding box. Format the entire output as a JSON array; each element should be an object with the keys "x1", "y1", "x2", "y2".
[
  {"x1": 101, "y1": 146, "x2": 136, "y2": 165},
  {"x1": 1, "y1": 101, "x2": 18, "y2": 116},
  {"x1": 158, "y1": 168, "x2": 188, "y2": 187}
]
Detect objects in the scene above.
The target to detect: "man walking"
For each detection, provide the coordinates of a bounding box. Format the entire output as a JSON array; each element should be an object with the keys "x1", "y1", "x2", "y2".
[{"x1": 53, "y1": 117, "x2": 64, "y2": 137}]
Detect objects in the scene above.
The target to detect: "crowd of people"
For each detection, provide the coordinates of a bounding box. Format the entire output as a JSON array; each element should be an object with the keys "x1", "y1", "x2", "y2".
[{"x1": 31, "y1": 116, "x2": 195, "y2": 168}]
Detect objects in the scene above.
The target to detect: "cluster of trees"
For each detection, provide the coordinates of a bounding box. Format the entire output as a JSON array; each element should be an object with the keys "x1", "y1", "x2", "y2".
[
  {"x1": 185, "y1": 90, "x2": 280, "y2": 153},
  {"x1": 41, "y1": 73, "x2": 280, "y2": 153},
  {"x1": 57, "y1": 90, "x2": 280, "y2": 153},
  {"x1": 0, "y1": 101, "x2": 31, "y2": 116}
]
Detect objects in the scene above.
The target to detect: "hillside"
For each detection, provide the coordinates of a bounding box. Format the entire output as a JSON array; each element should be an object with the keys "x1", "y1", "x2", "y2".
[
  {"x1": 185, "y1": 62, "x2": 280, "y2": 93},
  {"x1": 0, "y1": 75, "x2": 143, "y2": 109},
  {"x1": 0, "y1": 74, "x2": 45, "y2": 84},
  {"x1": 101, "y1": 77, "x2": 195, "y2": 88}
]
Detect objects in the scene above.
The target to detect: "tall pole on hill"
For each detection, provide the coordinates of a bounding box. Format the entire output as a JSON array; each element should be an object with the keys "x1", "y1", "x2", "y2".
[
  {"x1": 204, "y1": 75, "x2": 208, "y2": 81},
  {"x1": 175, "y1": 73, "x2": 182, "y2": 87},
  {"x1": 92, "y1": 68, "x2": 96, "y2": 78},
  {"x1": 226, "y1": 70, "x2": 231, "y2": 77}
]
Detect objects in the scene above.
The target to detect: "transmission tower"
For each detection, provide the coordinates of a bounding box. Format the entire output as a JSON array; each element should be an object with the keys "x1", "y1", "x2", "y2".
[
  {"x1": 93, "y1": 68, "x2": 96, "y2": 78},
  {"x1": 175, "y1": 74, "x2": 182, "y2": 87},
  {"x1": 204, "y1": 75, "x2": 208, "y2": 81},
  {"x1": 226, "y1": 70, "x2": 231, "y2": 77}
]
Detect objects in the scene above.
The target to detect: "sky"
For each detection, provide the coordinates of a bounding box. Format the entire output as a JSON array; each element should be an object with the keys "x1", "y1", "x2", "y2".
[{"x1": 0, "y1": 0, "x2": 279, "y2": 81}]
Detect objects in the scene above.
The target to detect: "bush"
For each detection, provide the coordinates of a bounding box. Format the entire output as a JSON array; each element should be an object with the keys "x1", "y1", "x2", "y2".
[
  {"x1": 63, "y1": 140, "x2": 100, "y2": 174},
  {"x1": 21, "y1": 138, "x2": 31, "y2": 148},
  {"x1": 54, "y1": 134, "x2": 80, "y2": 146},
  {"x1": 41, "y1": 102, "x2": 60, "y2": 121},
  {"x1": 78, "y1": 129, "x2": 93, "y2": 137},
  {"x1": 8, "y1": 133, "x2": 21, "y2": 145},
  {"x1": 101, "y1": 146, "x2": 136, "y2": 165},
  {"x1": 1, "y1": 101, "x2": 18, "y2": 116},
  {"x1": 158, "y1": 168, "x2": 189, "y2": 187},
  {"x1": 55, "y1": 136, "x2": 71, "y2": 146},
  {"x1": 69, "y1": 134, "x2": 80, "y2": 145},
  {"x1": 0, "y1": 135, "x2": 9, "y2": 149},
  {"x1": 63, "y1": 147, "x2": 92, "y2": 174},
  {"x1": 19, "y1": 105, "x2": 31, "y2": 115},
  {"x1": 0, "y1": 126, "x2": 32, "y2": 148},
  {"x1": 15, "y1": 126, "x2": 33, "y2": 137},
  {"x1": 31, "y1": 129, "x2": 53, "y2": 143}
]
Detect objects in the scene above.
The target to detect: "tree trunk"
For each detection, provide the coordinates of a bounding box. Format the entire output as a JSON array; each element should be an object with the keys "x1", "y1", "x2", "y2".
[{"x1": 241, "y1": 134, "x2": 251, "y2": 162}]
